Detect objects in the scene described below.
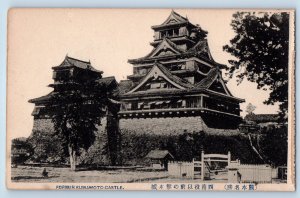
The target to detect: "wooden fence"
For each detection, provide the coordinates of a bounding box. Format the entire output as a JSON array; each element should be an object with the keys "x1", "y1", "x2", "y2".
[
  {"x1": 168, "y1": 151, "x2": 232, "y2": 180},
  {"x1": 167, "y1": 151, "x2": 277, "y2": 184},
  {"x1": 168, "y1": 161, "x2": 194, "y2": 179},
  {"x1": 237, "y1": 164, "x2": 273, "y2": 183}
]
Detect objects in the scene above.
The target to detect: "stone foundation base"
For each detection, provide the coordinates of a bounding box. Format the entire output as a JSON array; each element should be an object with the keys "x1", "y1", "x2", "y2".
[
  {"x1": 119, "y1": 116, "x2": 239, "y2": 136},
  {"x1": 28, "y1": 116, "x2": 240, "y2": 165}
]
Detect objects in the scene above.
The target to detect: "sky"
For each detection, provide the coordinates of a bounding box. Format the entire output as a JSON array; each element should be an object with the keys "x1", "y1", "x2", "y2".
[{"x1": 7, "y1": 9, "x2": 280, "y2": 139}]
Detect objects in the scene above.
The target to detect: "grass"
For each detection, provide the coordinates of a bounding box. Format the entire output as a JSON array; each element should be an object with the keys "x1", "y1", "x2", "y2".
[
  {"x1": 12, "y1": 165, "x2": 281, "y2": 184},
  {"x1": 11, "y1": 165, "x2": 230, "y2": 183},
  {"x1": 11, "y1": 165, "x2": 169, "y2": 183}
]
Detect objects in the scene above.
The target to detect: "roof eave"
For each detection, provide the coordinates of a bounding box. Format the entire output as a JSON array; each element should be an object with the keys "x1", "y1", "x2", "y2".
[
  {"x1": 203, "y1": 89, "x2": 245, "y2": 103},
  {"x1": 151, "y1": 21, "x2": 188, "y2": 30}
]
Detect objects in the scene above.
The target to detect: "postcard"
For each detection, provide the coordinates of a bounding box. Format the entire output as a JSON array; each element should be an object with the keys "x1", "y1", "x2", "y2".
[{"x1": 6, "y1": 8, "x2": 295, "y2": 191}]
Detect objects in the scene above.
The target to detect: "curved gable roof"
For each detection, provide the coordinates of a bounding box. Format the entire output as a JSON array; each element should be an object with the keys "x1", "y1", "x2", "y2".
[
  {"x1": 53, "y1": 55, "x2": 102, "y2": 73},
  {"x1": 126, "y1": 62, "x2": 193, "y2": 94},
  {"x1": 134, "y1": 38, "x2": 184, "y2": 61}
]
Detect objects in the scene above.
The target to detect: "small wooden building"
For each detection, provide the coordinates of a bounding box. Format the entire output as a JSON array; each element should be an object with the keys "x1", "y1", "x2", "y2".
[
  {"x1": 145, "y1": 150, "x2": 174, "y2": 170},
  {"x1": 244, "y1": 113, "x2": 280, "y2": 127}
]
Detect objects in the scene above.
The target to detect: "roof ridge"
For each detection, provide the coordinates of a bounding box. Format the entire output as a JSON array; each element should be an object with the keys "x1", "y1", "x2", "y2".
[
  {"x1": 160, "y1": 10, "x2": 188, "y2": 26},
  {"x1": 188, "y1": 39, "x2": 208, "y2": 54},
  {"x1": 56, "y1": 56, "x2": 102, "y2": 73},
  {"x1": 164, "y1": 37, "x2": 185, "y2": 52},
  {"x1": 102, "y1": 76, "x2": 115, "y2": 79},
  {"x1": 155, "y1": 62, "x2": 193, "y2": 88},
  {"x1": 192, "y1": 39, "x2": 207, "y2": 49},
  {"x1": 134, "y1": 38, "x2": 182, "y2": 60},
  {"x1": 194, "y1": 68, "x2": 219, "y2": 89},
  {"x1": 28, "y1": 91, "x2": 55, "y2": 103},
  {"x1": 66, "y1": 55, "x2": 90, "y2": 64},
  {"x1": 171, "y1": 10, "x2": 188, "y2": 22}
]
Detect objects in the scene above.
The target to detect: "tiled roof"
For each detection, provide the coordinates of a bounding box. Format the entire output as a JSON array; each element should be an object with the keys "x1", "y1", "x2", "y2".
[
  {"x1": 96, "y1": 76, "x2": 117, "y2": 87},
  {"x1": 187, "y1": 39, "x2": 211, "y2": 60},
  {"x1": 133, "y1": 38, "x2": 184, "y2": 61},
  {"x1": 120, "y1": 88, "x2": 189, "y2": 98},
  {"x1": 117, "y1": 80, "x2": 135, "y2": 95},
  {"x1": 244, "y1": 114, "x2": 279, "y2": 123},
  {"x1": 145, "y1": 150, "x2": 174, "y2": 159},
  {"x1": 29, "y1": 77, "x2": 118, "y2": 104},
  {"x1": 121, "y1": 65, "x2": 220, "y2": 95},
  {"x1": 194, "y1": 68, "x2": 219, "y2": 89},
  {"x1": 164, "y1": 38, "x2": 185, "y2": 52},
  {"x1": 151, "y1": 10, "x2": 188, "y2": 29},
  {"x1": 54, "y1": 56, "x2": 102, "y2": 73},
  {"x1": 119, "y1": 64, "x2": 244, "y2": 102},
  {"x1": 155, "y1": 63, "x2": 193, "y2": 88},
  {"x1": 28, "y1": 92, "x2": 54, "y2": 103},
  {"x1": 168, "y1": 10, "x2": 188, "y2": 23},
  {"x1": 128, "y1": 38, "x2": 226, "y2": 68}
]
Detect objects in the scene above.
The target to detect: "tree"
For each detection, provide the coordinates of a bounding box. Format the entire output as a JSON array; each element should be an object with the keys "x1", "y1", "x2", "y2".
[
  {"x1": 27, "y1": 130, "x2": 66, "y2": 164},
  {"x1": 50, "y1": 78, "x2": 109, "y2": 171},
  {"x1": 223, "y1": 12, "x2": 289, "y2": 120},
  {"x1": 11, "y1": 137, "x2": 33, "y2": 165},
  {"x1": 245, "y1": 103, "x2": 256, "y2": 115},
  {"x1": 259, "y1": 125, "x2": 288, "y2": 166}
]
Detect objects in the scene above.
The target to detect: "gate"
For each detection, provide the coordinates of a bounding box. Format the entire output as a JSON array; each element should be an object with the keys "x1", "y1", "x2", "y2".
[
  {"x1": 200, "y1": 151, "x2": 237, "y2": 181},
  {"x1": 168, "y1": 150, "x2": 239, "y2": 181}
]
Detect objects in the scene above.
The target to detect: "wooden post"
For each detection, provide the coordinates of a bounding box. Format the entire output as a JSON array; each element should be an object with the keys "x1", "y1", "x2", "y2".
[
  {"x1": 201, "y1": 150, "x2": 205, "y2": 181},
  {"x1": 228, "y1": 151, "x2": 231, "y2": 167}
]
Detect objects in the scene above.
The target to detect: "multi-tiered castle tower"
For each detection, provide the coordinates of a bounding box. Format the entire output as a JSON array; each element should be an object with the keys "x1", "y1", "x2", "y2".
[
  {"x1": 118, "y1": 10, "x2": 244, "y2": 130},
  {"x1": 28, "y1": 10, "x2": 245, "y2": 165}
]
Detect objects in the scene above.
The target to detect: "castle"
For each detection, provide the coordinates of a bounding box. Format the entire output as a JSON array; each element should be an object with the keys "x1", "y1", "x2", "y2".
[
  {"x1": 118, "y1": 10, "x2": 244, "y2": 132},
  {"x1": 29, "y1": 11, "x2": 245, "y2": 165}
]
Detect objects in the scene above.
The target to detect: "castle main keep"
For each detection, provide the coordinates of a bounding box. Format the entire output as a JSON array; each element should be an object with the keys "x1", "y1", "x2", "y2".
[
  {"x1": 29, "y1": 11, "x2": 245, "y2": 165},
  {"x1": 117, "y1": 10, "x2": 244, "y2": 132}
]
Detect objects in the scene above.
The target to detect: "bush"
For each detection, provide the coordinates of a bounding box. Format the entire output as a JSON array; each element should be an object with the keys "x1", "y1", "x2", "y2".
[
  {"x1": 259, "y1": 125, "x2": 288, "y2": 166},
  {"x1": 27, "y1": 130, "x2": 67, "y2": 164},
  {"x1": 119, "y1": 129, "x2": 263, "y2": 165},
  {"x1": 11, "y1": 137, "x2": 33, "y2": 165}
]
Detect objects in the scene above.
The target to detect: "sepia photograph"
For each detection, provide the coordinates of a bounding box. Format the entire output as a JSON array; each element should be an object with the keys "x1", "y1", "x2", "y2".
[{"x1": 6, "y1": 8, "x2": 295, "y2": 191}]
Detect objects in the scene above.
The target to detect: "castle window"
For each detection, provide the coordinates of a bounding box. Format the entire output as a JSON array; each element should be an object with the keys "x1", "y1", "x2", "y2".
[
  {"x1": 180, "y1": 64, "x2": 186, "y2": 70},
  {"x1": 125, "y1": 103, "x2": 132, "y2": 110},
  {"x1": 138, "y1": 102, "x2": 144, "y2": 109},
  {"x1": 54, "y1": 70, "x2": 70, "y2": 81},
  {"x1": 131, "y1": 102, "x2": 138, "y2": 110},
  {"x1": 182, "y1": 100, "x2": 186, "y2": 108},
  {"x1": 159, "y1": 28, "x2": 180, "y2": 39},
  {"x1": 173, "y1": 29, "x2": 179, "y2": 36},
  {"x1": 151, "y1": 83, "x2": 161, "y2": 89},
  {"x1": 170, "y1": 64, "x2": 181, "y2": 71},
  {"x1": 143, "y1": 103, "x2": 150, "y2": 109},
  {"x1": 149, "y1": 101, "x2": 156, "y2": 109},
  {"x1": 186, "y1": 97, "x2": 201, "y2": 108},
  {"x1": 139, "y1": 68, "x2": 149, "y2": 75}
]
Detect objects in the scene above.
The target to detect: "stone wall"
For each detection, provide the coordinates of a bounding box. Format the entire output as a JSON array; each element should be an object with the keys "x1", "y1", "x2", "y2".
[
  {"x1": 120, "y1": 117, "x2": 206, "y2": 136},
  {"x1": 79, "y1": 117, "x2": 110, "y2": 165},
  {"x1": 118, "y1": 116, "x2": 240, "y2": 165},
  {"x1": 32, "y1": 118, "x2": 55, "y2": 134},
  {"x1": 119, "y1": 116, "x2": 239, "y2": 136},
  {"x1": 29, "y1": 117, "x2": 111, "y2": 165},
  {"x1": 29, "y1": 115, "x2": 240, "y2": 165}
]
